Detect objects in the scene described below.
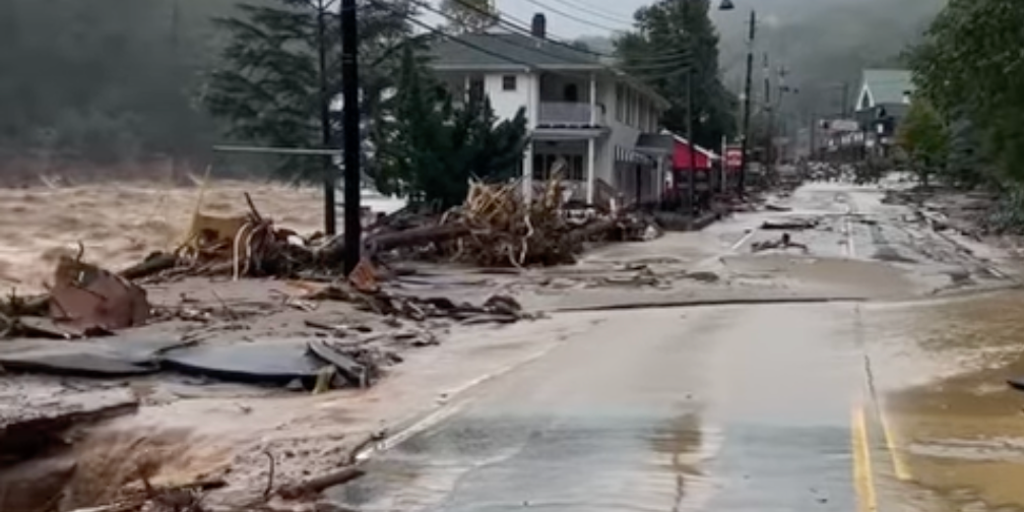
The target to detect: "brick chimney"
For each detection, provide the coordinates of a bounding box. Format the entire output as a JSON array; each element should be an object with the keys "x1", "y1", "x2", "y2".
[{"x1": 531, "y1": 13, "x2": 546, "y2": 39}]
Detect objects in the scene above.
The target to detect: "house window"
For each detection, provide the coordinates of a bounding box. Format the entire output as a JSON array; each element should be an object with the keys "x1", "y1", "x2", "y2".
[
  {"x1": 564, "y1": 84, "x2": 579, "y2": 102},
  {"x1": 502, "y1": 75, "x2": 517, "y2": 91},
  {"x1": 532, "y1": 153, "x2": 584, "y2": 181}
]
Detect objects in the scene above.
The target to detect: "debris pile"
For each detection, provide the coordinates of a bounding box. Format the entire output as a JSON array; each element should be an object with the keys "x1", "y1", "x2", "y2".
[
  {"x1": 751, "y1": 233, "x2": 809, "y2": 253},
  {"x1": 172, "y1": 192, "x2": 317, "y2": 279},
  {"x1": 439, "y1": 179, "x2": 584, "y2": 267},
  {"x1": 304, "y1": 281, "x2": 529, "y2": 325}
]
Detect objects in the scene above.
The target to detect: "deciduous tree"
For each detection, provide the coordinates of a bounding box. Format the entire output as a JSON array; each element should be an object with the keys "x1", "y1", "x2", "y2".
[
  {"x1": 614, "y1": 0, "x2": 736, "y2": 149},
  {"x1": 439, "y1": 0, "x2": 498, "y2": 33},
  {"x1": 910, "y1": 0, "x2": 1024, "y2": 183},
  {"x1": 896, "y1": 98, "x2": 947, "y2": 186}
]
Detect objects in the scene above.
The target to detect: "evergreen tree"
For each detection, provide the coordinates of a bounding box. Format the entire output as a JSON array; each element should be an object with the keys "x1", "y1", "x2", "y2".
[
  {"x1": 382, "y1": 46, "x2": 528, "y2": 208},
  {"x1": 614, "y1": 0, "x2": 736, "y2": 149},
  {"x1": 204, "y1": 0, "x2": 416, "y2": 182}
]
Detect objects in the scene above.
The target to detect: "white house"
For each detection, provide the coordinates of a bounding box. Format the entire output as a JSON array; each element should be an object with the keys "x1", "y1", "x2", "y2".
[{"x1": 428, "y1": 14, "x2": 672, "y2": 205}]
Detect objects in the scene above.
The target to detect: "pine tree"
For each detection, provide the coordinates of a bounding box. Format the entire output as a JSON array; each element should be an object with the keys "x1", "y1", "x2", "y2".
[
  {"x1": 204, "y1": 0, "x2": 416, "y2": 182},
  {"x1": 382, "y1": 45, "x2": 528, "y2": 209}
]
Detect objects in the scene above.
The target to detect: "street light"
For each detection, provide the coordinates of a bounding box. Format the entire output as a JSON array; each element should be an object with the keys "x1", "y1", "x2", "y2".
[{"x1": 718, "y1": 0, "x2": 755, "y2": 197}]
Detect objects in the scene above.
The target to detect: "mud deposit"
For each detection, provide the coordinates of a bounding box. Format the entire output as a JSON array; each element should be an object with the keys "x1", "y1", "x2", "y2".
[{"x1": 882, "y1": 291, "x2": 1024, "y2": 509}]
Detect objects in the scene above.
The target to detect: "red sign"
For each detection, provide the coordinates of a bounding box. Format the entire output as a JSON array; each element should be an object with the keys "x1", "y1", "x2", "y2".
[{"x1": 725, "y1": 146, "x2": 743, "y2": 169}]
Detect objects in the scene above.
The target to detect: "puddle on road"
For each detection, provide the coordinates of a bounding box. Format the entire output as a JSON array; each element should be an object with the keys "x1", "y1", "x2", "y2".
[
  {"x1": 881, "y1": 291, "x2": 1024, "y2": 510},
  {"x1": 646, "y1": 413, "x2": 705, "y2": 510}
]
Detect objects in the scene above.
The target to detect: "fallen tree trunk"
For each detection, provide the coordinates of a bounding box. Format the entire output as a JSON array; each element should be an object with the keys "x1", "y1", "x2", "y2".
[
  {"x1": 367, "y1": 223, "x2": 471, "y2": 253},
  {"x1": 317, "y1": 223, "x2": 472, "y2": 266},
  {"x1": 117, "y1": 252, "x2": 178, "y2": 280}
]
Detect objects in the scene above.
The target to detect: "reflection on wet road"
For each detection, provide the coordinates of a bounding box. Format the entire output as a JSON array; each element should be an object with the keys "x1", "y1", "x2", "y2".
[{"x1": 333, "y1": 304, "x2": 869, "y2": 512}]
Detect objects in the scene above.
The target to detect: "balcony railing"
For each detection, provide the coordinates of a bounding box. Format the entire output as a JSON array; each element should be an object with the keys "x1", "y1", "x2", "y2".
[{"x1": 537, "y1": 102, "x2": 603, "y2": 126}]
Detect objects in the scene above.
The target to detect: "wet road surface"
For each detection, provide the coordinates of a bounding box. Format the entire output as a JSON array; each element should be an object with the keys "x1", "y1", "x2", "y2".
[
  {"x1": 330, "y1": 182, "x2": 1024, "y2": 512},
  {"x1": 335, "y1": 304, "x2": 867, "y2": 512}
]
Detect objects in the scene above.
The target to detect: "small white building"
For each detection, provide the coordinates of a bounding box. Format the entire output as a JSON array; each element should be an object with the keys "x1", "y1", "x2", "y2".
[{"x1": 428, "y1": 14, "x2": 672, "y2": 206}]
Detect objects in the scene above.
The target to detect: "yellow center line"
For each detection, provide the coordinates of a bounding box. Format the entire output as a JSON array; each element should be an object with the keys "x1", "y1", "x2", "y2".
[
  {"x1": 852, "y1": 402, "x2": 879, "y2": 512},
  {"x1": 877, "y1": 405, "x2": 912, "y2": 481}
]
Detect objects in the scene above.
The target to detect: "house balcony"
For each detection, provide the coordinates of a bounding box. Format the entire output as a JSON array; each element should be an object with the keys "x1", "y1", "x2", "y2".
[{"x1": 537, "y1": 102, "x2": 605, "y2": 127}]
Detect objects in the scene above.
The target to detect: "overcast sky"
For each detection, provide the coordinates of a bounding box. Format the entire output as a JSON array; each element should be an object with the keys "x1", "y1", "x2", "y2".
[{"x1": 423, "y1": 0, "x2": 787, "y2": 39}]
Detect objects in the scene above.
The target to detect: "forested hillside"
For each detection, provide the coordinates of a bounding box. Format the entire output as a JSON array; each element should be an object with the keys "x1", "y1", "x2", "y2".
[{"x1": 0, "y1": 0, "x2": 239, "y2": 178}]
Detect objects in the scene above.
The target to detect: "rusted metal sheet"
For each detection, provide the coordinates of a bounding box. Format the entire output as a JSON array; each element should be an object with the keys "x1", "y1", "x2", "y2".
[{"x1": 49, "y1": 256, "x2": 150, "y2": 331}]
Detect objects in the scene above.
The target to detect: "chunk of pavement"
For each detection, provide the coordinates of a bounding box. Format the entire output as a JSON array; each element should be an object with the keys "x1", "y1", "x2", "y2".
[
  {"x1": 0, "y1": 336, "x2": 183, "y2": 377},
  {"x1": 161, "y1": 341, "x2": 326, "y2": 389}
]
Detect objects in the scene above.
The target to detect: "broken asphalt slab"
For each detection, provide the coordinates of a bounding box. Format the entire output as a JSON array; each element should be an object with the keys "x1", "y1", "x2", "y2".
[
  {"x1": 159, "y1": 340, "x2": 331, "y2": 389},
  {"x1": 0, "y1": 336, "x2": 188, "y2": 377}
]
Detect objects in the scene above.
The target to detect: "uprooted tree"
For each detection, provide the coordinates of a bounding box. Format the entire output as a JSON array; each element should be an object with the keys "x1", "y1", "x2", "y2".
[{"x1": 376, "y1": 45, "x2": 529, "y2": 209}]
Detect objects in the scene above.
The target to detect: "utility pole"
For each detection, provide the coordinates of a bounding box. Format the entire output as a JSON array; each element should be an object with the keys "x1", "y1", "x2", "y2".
[
  {"x1": 316, "y1": 0, "x2": 336, "y2": 237},
  {"x1": 737, "y1": 9, "x2": 756, "y2": 197},
  {"x1": 841, "y1": 82, "x2": 850, "y2": 117},
  {"x1": 686, "y1": 68, "x2": 697, "y2": 216},
  {"x1": 762, "y1": 52, "x2": 773, "y2": 181},
  {"x1": 809, "y1": 111, "x2": 817, "y2": 160},
  {"x1": 340, "y1": 0, "x2": 362, "y2": 274}
]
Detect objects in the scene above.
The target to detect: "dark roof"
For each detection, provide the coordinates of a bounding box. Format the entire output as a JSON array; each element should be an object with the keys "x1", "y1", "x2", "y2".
[{"x1": 429, "y1": 32, "x2": 603, "y2": 71}]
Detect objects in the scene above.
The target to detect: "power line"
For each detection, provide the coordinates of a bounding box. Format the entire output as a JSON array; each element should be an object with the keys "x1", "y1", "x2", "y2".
[
  {"x1": 437, "y1": 0, "x2": 694, "y2": 63},
  {"x1": 373, "y1": 0, "x2": 678, "y2": 110},
  {"x1": 518, "y1": 0, "x2": 627, "y2": 33},
  {"x1": 414, "y1": 0, "x2": 692, "y2": 73},
  {"x1": 531, "y1": 0, "x2": 635, "y2": 27}
]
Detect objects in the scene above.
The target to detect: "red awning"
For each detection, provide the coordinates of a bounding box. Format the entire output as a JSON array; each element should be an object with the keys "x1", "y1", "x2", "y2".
[{"x1": 670, "y1": 135, "x2": 718, "y2": 171}]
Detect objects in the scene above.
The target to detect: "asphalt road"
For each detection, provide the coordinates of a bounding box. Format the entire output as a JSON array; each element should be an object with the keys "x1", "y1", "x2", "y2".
[{"x1": 329, "y1": 181, "x2": 1024, "y2": 512}]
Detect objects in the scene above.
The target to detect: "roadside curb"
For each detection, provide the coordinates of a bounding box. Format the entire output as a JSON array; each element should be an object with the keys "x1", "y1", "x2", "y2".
[{"x1": 549, "y1": 295, "x2": 867, "y2": 313}]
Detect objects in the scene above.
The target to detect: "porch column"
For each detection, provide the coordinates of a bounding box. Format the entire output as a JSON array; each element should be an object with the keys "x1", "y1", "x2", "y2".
[
  {"x1": 587, "y1": 139, "x2": 596, "y2": 204},
  {"x1": 587, "y1": 72, "x2": 597, "y2": 204},
  {"x1": 524, "y1": 72, "x2": 538, "y2": 201},
  {"x1": 524, "y1": 142, "x2": 534, "y2": 200},
  {"x1": 655, "y1": 156, "x2": 664, "y2": 201}
]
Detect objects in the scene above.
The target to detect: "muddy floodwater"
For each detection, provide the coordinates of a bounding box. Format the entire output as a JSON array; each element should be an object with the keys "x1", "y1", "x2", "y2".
[{"x1": 871, "y1": 290, "x2": 1024, "y2": 510}]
